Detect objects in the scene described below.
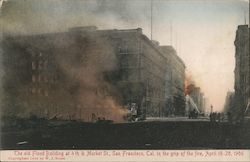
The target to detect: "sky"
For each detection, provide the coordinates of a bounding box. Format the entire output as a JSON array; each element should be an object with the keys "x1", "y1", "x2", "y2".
[{"x1": 0, "y1": 0, "x2": 249, "y2": 112}]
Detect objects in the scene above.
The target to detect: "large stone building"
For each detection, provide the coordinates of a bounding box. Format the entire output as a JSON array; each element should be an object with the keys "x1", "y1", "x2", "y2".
[
  {"x1": 2, "y1": 26, "x2": 186, "y2": 120},
  {"x1": 160, "y1": 46, "x2": 186, "y2": 116},
  {"x1": 234, "y1": 24, "x2": 250, "y2": 116}
]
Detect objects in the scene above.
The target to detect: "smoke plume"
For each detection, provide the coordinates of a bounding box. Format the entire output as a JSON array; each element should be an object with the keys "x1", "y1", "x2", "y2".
[
  {"x1": 53, "y1": 34, "x2": 129, "y2": 122},
  {"x1": 0, "y1": 0, "x2": 150, "y2": 34},
  {"x1": 1, "y1": 0, "x2": 144, "y2": 122},
  {"x1": 185, "y1": 71, "x2": 196, "y2": 95}
]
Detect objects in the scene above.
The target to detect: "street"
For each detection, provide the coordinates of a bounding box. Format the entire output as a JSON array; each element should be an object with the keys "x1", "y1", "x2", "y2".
[{"x1": 1, "y1": 118, "x2": 250, "y2": 150}]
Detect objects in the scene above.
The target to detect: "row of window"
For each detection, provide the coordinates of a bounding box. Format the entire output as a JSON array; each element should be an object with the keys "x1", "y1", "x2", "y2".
[
  {"x1": 146, "y1": 86, "x2": 165, "y2": 99},
  {"x1": 30, "y1": 87, "x2": 49, "y2": 96},
  {"x1": 32, "y1": 74, "x2": 48, "y2": 83},
  {"x1": 31, "y1": 73, "x2": 59, "y2": 83},
  {"x1": 31, "y1": 52, "x2": 43, "y2": 58},
  {"x1": 241, "y1": 75, "x2": 248, "y2": 85},
  {"x1": 32, "y1": 60, "x2": 48, "y2": 70}
]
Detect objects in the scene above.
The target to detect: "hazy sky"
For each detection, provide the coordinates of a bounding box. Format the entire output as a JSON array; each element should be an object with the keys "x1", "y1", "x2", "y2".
[{"x1": 1, "y1": 0, "x2": 249, "y2": 111}]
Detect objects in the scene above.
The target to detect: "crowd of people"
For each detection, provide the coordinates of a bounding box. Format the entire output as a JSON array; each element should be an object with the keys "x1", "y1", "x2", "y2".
[
  {"x1": 209, "y1": 112, "x2": 225, "y2": 123},
  {"x1": 188, "y1": 109, "x2": 199, "y2": 119},
  {"x1": 209, "y1": 112, "x2": 239, "y2": 123}
]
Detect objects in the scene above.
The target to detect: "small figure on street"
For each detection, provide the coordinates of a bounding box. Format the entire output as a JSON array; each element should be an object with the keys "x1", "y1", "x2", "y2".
[
  {"x1": 91, "y1": 113, "x2": 96, "y2": 122},
  {"x1": 218, "y1": 113, "x2": 221, "y2": 123},
  {"x1": 221, "y1": 113, "x2": 225, "y2": 122},
  {"x1": 189, "y1": 109, "x2": 198, "y2": 119},
  {"x1": 227, "y1": 112, "x2": 232, "y2": 123},
  {"x1": 130, "y1": 103, "x2": 138, "y2": 121}
]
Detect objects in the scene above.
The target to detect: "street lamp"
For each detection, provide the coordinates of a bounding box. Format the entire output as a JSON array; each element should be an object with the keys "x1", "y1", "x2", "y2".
[{"x1": 210, "y1": 105, "x2": 213, "y2": 113}]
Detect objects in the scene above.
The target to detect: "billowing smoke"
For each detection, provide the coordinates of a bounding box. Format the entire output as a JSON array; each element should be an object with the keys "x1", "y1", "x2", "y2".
[
  {"x1": 1, "y1": 0, "x2": 148, "y2": 122},
  {"x1": 185, "y1": 71, "x2": 196, "y2": 95},
  {"x1": 52, "y1": 34, "x2": 129, "y2": 122},
  {"x1": 0, "y1": 0, "x2": 150, "y2": 34}
]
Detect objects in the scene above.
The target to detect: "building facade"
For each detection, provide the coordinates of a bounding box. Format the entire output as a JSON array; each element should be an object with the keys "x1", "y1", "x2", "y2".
[
  {"x1": 2, "y1": 26, "x2": 186, "y2": 120},
  {"x1": 223, "y1": 91, "x2": 235, "y2": 113},
  {"x1": 234, "y1": 25, "x2": 250, "y2": 116},
  {"x1": 160, "y1": 46, "x2": 186, "y2": 116}
]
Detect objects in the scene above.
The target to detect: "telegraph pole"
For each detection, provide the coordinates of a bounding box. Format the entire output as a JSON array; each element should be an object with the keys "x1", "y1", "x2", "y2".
[
  {"x1": 170, "y1": 21, "x2": 173, "y2": 45},
  {"x1": 244, "y1": 11, "x2": 246, "y2": 25},
  {"x1": 150, "y1": 0, "x2": 153, "y2": 40},
  {"x1": 210, "y1": 105, "x2": 213, "y2": 113}
]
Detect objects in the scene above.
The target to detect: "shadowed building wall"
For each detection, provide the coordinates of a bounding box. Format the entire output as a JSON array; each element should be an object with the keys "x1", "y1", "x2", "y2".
[{"x1": 234, "y1": 25, "x2": 249, "y2": 117}]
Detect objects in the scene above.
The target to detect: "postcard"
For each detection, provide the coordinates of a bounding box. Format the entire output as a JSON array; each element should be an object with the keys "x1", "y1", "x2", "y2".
[{"x1": 0, "y1": 0, "x2": 249, "y2": 162}]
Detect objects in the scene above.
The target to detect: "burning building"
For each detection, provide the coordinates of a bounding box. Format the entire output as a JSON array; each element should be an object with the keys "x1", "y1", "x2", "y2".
[
  {"x1": 2, "y1": 26, "x2": 186, "y2": 121},
  {"x1": 234, "y1": 25, "x2": 250, "y2": 116},
  {"x1": 185, "y1": 84, "x2": 206, "y2": 115}
]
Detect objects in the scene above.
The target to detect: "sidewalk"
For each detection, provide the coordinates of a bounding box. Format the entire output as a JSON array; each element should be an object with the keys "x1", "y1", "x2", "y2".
[{"x1": 145, "y1": 116, "x2": 209, "y2": 122}]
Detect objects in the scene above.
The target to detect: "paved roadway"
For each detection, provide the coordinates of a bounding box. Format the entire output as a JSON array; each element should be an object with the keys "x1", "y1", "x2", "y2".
[{"x1": 2, "y1": 117, "x2": 250, "y2": 149}]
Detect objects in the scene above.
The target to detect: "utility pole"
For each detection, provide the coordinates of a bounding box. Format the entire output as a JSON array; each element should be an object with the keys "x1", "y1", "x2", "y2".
[
  {"x1": 175, "y1": 32, "x2": 178, "y2": 52},
  {"x1": 244, "y1": 11, "x2": 246, "y2": 25},
  {"x1": 210, "y1": 105, "x2": 213, "y2": 113},
  {"x1": 170, "y1": 21, "x2": 173, "y2": 45},
  {"x1": 79, "y1": 108, "x2": 82, "y2": 120},
  {"x1": 150, "y1": 0, "x2": 153, "y2": 40}
]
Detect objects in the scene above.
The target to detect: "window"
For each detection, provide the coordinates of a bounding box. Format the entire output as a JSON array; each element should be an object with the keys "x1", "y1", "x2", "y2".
[
  {"x1": 44, "y1": 76, "x2": 48, "y2": 83},
  {"x1": 38, "y1": 60, "x2": 43, "y2": 70},
  {"x1": 32, "y1": 88, "x2": 36, "y2": 94},
  {"x1": 37, "y1": 88, "x2": 41, "y2": 94},
  {"x1": 119, "y1": 40, "x2": 129, "y2": 54},
  {"x1": 44, "y1": 90, "x2": 48, "y2": 97},
  {"x1": 38, "y1": 74, "x2": 41, "y2": 82},
  {"x1": 44, "y1": 60, "x2": 48, "y2": 68},
  {"x1": 32, "y1": 62, "x2": 36, "y2": 70},
  {"x1": 32, "y1": 75, "x2": 36, "y2": 82},
  {"x1": 122, "y1": 70, "x2": 129, "y2": 81}
]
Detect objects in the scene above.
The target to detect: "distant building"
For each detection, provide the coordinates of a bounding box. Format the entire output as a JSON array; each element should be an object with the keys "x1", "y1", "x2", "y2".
[
  {"x1": 234, "y1": 25, "x2": 250, "y2": 116},
  {"x1": 223, "y1": 91, "x2": 235, "y2": 113},
  {"x1": 186, "y1": 84, "x2": 206, "y2": 114},
  {"x1": 2, "y1": 26, "x2": 186, "y2": 120}
]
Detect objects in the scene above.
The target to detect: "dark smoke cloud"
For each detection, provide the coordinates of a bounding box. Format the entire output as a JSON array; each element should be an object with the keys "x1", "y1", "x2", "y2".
[
  {"x1": 0, "y1": 0, "x2": 150, "y2": 34},
  {"x1": 52, "y1": 34, "x2": 128, "y2": 122},
  {"x1": 94, "y1": 0, "x2": 146, "y2": 23}
]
